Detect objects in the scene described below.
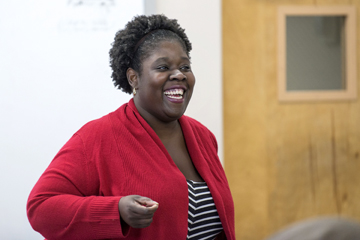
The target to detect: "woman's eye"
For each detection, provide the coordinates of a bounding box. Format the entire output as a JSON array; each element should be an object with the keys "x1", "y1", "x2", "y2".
[
  {"x1": 180, "y1": 65, "x2": 191, "y2": 71},
  {"x1": 156, "y1": 66, "x2": 168, "y2": 70}
]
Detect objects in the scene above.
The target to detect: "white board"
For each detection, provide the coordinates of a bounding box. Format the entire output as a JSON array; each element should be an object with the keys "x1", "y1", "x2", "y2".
[{"x1": 0, "y1": 1, "x2": 143, "y2": 239}]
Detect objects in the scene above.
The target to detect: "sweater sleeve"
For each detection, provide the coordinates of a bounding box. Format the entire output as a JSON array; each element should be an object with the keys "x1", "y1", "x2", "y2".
[{"x1": 27, "y1": 133, "x2": 130, "y2": 240}]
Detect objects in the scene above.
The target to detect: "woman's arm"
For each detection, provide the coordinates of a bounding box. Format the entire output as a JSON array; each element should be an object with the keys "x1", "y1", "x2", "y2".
[{"x1": 27, "y1": 134, "x2": 129, "y2": 240}]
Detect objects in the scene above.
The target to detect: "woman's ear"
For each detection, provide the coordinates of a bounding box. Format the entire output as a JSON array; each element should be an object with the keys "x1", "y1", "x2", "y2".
[{"x1": 126, "y1": 68, "x2": 138, "y2": 89}]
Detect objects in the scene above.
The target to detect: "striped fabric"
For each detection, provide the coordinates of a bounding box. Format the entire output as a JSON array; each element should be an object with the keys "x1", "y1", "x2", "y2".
[{"x1": 186, "y1": 180, "x2": 223, "y2": 240}]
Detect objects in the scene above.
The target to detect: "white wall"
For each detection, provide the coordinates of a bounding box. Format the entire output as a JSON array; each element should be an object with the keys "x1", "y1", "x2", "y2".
[
  {"x1": 0, "y1": 0, "x2": 222, "y2": 239},
  {"x1": 0, "y1": 1, "x2": 143, "y2": 239},
  {"x1": 147, "y1": 0, "x2": 224, "y2": 161}
]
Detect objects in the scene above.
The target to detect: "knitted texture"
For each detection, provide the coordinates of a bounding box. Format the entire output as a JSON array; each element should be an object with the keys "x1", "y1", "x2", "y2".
[{"x1": 27, "y1": 99, "x2": 235, "y2": 240}]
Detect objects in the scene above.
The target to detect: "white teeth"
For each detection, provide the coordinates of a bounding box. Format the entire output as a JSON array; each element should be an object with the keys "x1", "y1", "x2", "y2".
[
  {"x1": 164, "y1": 88, "x2": 184, "y2": 96},
  {"x1": 167, "y1": 95, "x2": 182, "y2": 99}
]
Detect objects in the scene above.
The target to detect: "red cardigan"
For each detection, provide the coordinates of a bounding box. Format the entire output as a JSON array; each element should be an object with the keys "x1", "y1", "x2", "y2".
[{"x1": 27, "y1": 99, "x2": 235, "y2": 240}]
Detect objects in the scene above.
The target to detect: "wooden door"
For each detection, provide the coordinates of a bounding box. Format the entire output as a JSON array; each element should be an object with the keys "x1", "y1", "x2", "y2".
[{"x1": 223, "y1": 0, "x2": 360, "y2": 239}]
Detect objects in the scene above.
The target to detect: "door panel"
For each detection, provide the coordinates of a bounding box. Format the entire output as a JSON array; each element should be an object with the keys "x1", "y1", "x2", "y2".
[{"x1": 223, "y1": 1, "x2": 360, "y2": 239}]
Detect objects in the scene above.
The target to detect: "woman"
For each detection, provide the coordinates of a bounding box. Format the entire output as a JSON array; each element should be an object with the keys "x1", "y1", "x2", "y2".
[{"x1": 27, "y1": 14, "x2": 235, "y2": 240}]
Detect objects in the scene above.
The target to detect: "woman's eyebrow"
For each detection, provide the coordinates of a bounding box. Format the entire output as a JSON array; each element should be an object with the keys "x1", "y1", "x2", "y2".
[
  {"x1": 153, "y1": 56, "x2": 190, "y2": 63},
  {"x1": 153, "y1": 57, "x2": 168, "y2": 64}
]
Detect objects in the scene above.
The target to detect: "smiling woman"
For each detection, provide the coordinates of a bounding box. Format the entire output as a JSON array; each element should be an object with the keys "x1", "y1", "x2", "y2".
[
  {"x1": 129, "y1": 40, "x2": 195, "y2": 125},
  {"x1": 26, "y1": 14, "x2": 235, "y2": 240}
]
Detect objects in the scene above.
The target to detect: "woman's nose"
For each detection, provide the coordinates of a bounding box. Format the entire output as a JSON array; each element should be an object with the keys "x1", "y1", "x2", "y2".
[{"x1": 170, "y1": 69, "x2": 186, "y2": 81}]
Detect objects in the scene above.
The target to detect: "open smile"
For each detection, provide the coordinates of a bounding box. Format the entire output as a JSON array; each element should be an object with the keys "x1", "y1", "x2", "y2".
[
  {"x1": 163, "y1": 87, "x2": 187, "y2": 103},
  {"x1": 164, "y1": 88, "x2": 184, "y2": 99}
]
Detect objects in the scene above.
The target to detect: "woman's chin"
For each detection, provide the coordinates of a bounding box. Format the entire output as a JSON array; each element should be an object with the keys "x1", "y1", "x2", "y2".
[{"x1": 163, "y1": 107, "x2": 187, "y2": 121}]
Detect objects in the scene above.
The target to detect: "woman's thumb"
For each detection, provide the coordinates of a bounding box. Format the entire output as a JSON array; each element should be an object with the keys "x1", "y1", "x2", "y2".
[{"x1": 135, "y1": 196, "x2": 159, "y2": 207}]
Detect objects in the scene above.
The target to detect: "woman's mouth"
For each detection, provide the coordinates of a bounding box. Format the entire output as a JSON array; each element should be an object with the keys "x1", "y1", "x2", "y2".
[{"x1": 164, "y1": 88, "x2": 185, "y2": 102}]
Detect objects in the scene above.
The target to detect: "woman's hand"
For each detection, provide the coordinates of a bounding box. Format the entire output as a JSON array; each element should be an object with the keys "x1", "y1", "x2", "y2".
[{"x1": 118, "y1": 195, "x2": 159, "y2": 228}]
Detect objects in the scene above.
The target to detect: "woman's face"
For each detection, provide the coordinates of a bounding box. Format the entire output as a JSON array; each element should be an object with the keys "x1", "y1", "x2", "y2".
[{"x1": 133, "y1": 40, "x2": 195, "y2": 123}]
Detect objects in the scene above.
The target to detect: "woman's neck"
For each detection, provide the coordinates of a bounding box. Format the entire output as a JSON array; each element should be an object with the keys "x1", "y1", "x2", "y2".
[{"x1": 134, "y1": 103, "x2": 182, "y2": 142}]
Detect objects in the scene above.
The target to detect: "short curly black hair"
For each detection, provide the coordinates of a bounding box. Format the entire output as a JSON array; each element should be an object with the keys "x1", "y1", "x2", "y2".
[{"x1": 109, "y1": 14, "x2": 192, "y2": 94}]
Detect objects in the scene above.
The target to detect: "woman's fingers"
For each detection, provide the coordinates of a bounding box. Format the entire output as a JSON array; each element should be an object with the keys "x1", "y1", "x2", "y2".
[
  {"x1": 133, "y1": 196, "x2": 159, "y2": 214},
  {"x1": 134, "y1": 196, "x2": 159, "y2": 207},
  {"x1": 119, "y1": 195, "x2": 159, "y2": 228}
]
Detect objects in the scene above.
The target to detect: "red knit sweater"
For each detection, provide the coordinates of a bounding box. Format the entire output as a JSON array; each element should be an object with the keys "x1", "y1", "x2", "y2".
[{"x1": 27, "y1": 99, "x2": 235, "y2": 240}]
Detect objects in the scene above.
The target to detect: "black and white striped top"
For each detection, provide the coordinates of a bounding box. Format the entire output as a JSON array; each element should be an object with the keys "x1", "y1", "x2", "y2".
[{"x1": 186, "y1": 180, "x2": 223, "y2": 240}]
